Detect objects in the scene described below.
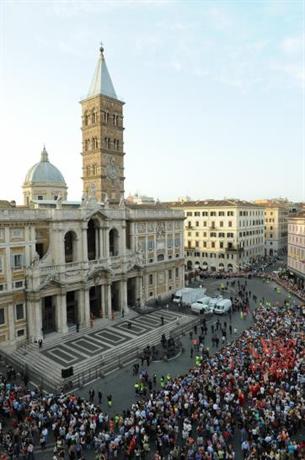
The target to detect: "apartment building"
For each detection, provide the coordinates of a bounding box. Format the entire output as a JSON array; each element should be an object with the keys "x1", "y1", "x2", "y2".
[
  {"x1": 288, "y1": 212, "x2": 305, "y2": 287},
  {"x1": 168, "y1": 200, "x2": 264, "y2": 272},
  {"x1": 255, "y1": 200, "x2": 288, "y2": 256}
]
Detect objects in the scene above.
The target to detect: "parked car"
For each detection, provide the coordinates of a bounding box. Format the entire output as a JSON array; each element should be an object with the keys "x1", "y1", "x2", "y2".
[{"x1": 213, "y1": 299, "x2": 232, "y2": 315}]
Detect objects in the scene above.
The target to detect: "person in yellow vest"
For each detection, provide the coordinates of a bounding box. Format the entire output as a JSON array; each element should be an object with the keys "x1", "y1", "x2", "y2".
[
  {"x1": 134, "y1": 382, "x2": 139, "y2": 394},
  {"x1": 160, "y1": 376, "x2": 165, "y2": 388}
]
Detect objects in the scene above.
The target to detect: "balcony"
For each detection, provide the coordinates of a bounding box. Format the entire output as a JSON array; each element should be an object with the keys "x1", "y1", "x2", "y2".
[{"x1": 225, "y1": 246, "x2": 244, "y2": 254}]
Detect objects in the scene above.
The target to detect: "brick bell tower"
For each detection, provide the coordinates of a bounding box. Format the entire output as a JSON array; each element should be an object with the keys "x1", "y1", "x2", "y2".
[{"x1": 80, "y1": 44, "x2": 125, "y2": 204}]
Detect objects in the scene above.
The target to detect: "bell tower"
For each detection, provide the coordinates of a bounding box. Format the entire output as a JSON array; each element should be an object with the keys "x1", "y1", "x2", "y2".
[{"x1": 80, "y1": 45, "x2": 125, "y2": 204}]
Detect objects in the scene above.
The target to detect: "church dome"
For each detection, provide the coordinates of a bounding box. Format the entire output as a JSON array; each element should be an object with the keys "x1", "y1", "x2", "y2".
[{"x1": 24, "y1": 147, "x2": 66, "y2": 186}]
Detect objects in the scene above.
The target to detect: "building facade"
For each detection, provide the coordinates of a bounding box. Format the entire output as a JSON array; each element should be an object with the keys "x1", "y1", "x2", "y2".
[
  {"x1": 288, "y1": 212, "x2": 305, "y2": 287},
  {"x1": 254, "y1": 200, "x2": 288, "y2": 256},
  {"x1": 167, "y1": 200, "x2": 264, "y2": 272},
  {"x1": 0, "y1": 47, "x2": 184, "y2": 349}
]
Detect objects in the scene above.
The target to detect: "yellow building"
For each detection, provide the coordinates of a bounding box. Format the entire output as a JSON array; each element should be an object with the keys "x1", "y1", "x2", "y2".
[{"x1": 166, "y1": 199, "x2": 264, "y2": 272}]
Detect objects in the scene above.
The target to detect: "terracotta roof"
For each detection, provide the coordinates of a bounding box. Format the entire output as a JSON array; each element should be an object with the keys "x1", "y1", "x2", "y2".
[{"x1": 163, "y1": 199, "x2": 263, "y2": 208}]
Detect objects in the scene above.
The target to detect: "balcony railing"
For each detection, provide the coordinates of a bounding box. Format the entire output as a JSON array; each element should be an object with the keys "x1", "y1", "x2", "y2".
[{"x1": 225, "y1": 246, "x2": 244, "y2": 253}]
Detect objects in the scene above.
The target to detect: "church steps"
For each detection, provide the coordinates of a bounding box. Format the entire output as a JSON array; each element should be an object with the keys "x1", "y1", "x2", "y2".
[{"x1": 4, "y1": 311, "x2": 197, "y2": 391}]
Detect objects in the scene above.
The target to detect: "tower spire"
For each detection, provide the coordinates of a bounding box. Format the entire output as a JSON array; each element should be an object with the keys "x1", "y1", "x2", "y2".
[{"x1": 86, "y1": 43, "x2": 117, "y2": 100}]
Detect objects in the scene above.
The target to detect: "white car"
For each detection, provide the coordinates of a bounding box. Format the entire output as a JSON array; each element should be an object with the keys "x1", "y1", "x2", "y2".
[{"x1": 213, "y1": 299, "x2": 232, "y2": 315}]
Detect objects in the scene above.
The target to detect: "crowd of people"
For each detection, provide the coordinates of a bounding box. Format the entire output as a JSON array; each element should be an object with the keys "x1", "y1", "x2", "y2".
[{"x1": 1, "y1": 282, "x2": 305, "y2": 459}]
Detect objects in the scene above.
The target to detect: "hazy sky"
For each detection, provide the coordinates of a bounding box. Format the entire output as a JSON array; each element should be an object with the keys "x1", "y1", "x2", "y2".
[{"x1": 0, "y1": 0, "x2": 304, "y2": 204}]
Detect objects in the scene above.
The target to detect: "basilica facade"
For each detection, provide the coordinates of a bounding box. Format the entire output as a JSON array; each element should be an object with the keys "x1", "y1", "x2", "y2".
[{"x1": 0, "y1": 47, "x2": 185, "y2": 349}]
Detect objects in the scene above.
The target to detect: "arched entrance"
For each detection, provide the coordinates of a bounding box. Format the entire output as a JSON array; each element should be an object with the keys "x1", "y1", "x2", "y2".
[
  {"x1": 127, "y1": 278, "x2": 137, "y2": 307},
  {"x1": 111, "y1": 281, "x2": 120, "y2": 311},
  {"x1": 66, "y1": 291, "x2": 78, "y2": 325},
  {"x1": 89, "y1": 285, "x2": 102, "y2": 318},
  {"x1": 42, "y1": 296, "x2": 56, "y2": 334}
]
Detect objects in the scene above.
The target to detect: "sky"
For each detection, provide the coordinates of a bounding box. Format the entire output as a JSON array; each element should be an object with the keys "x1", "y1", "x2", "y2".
[{"x1": 0, "y1": 0, "x2": 304, "y2": 204}]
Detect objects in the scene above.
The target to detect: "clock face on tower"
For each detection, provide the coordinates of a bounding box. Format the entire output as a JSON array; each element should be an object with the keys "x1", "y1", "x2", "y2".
[{"x1": 106, "y1": 157, "x2": 118, "y2": 180}]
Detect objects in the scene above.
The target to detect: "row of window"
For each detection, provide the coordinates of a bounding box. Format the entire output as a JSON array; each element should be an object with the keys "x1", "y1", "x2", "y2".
[
  {"x1": 0, "y1": 304, "x2": 25, "y2": 326},
  {"x1": 148, "y1": 268, "x2": 179, "y2": 285},
  {"x1": 186, "y1": 210, "x2": 263, "y2": 217},
  {"x1": 84, "y1": 110, "x2": 121, "y2": 127},
  {"x1": 187, "y1": 229, "x2": 263, "y2": 238},
  {"x1": 191, "y1": 252, "x2": 235, "y2": 259},
  {"x1": 187, "y1": 220, "x2": 263, "y2": 229},
  {"x1": 186, "y1": 211, "x2": 235, "y2": 217},
  {"x1": 83, "y1": 137, "x2": 120, "y2": 152}
]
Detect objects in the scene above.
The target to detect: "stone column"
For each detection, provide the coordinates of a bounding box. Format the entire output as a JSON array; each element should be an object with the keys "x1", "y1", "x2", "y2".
[
  {"x1": 104, "y1": 283, "x2": 112, "y2": 318},
  {"x1": 120, "y1": 279, "x2": 128, "y2": 313},
  {"x1": 55, "y1": 227, "x2": 65, "y2": 266},
  {"x1": 34, "y1": 299, "x2": 43, "y2": 340},
  {"x1": 27, "y1": 299, "x2": 37, "y2": 341},
  {"x1": 79, "y1": 288, "x2": 90, "y2": 327},
  {"x1": 56, "y1": 293, "x2": 68, "y2": 333},
  {"x1": 103, "y1": 228, "x2": 110, "y2": 259},
  {"x1": 120, "y1": 224, "x2": 127, "y2": 257},
  {"x1": 7, "y1": 303, "x2": 16, "y2": 345},
  {"x1": 81, "y1": 223, "x2": 88, "y2": 262},
  {"x1": 136, "y1": 275, "x2": 144, "y2": 307}
]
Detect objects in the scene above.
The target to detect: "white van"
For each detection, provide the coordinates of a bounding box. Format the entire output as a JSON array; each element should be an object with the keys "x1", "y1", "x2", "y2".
[
  {"x1": 213, "y1": 299, "x2": 232, "y2": 315},
  {"x1": 208, "y1": 296, "x2": 223, "y2": 309},
  {"x1": 173, "y1": 287, "x2": 207, "y2": 306},
  {"x1": 191, "y1": 297, "x2": 213, "y2": 315}
]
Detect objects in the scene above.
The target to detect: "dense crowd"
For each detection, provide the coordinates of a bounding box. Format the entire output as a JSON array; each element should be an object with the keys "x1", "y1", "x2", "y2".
[{"x1": 0, "y1": 285, "x2": 305, "y2": 459}]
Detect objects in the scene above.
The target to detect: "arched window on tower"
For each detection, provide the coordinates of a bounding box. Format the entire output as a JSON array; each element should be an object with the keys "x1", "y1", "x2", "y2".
[
  {"x1": 84, "y1": 112, "x2": 89, "y2": 126},
  {"x1": 92, "y1": 109, "x2": 96, "y2": 124}
]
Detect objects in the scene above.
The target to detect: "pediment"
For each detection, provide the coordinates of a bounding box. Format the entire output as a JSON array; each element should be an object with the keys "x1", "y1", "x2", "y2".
[
  {"x1": 127, "y1": 263, "x2": 143, "y2": 273},
  {"x1": 86, "y1": 266, "x2": 112, "y2": 281},
  {"x1": 84, "y1": 208, "x2": 109, "y2": 222},
  {"x1": 39, "y1": 275, "x2": 64, "y2": 291}
]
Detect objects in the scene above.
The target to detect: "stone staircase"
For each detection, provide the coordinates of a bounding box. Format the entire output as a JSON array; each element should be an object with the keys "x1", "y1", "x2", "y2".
[{"x1": 3, "y1": 310, "x2": 196, "y2": 392}]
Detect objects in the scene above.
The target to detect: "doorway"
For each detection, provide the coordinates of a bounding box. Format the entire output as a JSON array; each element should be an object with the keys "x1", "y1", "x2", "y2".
[
  {"x1": 66, "y1": 291, "x2": 78, "y2": 325},
  {"x1": 127, "y1": 278, "x2": 137, "y2": 307},
  {"x1": 42, "y1": 296, "x2": 56, "y2": 334},
  {"x1": 89, "y1": 286, "x2": 102, "y2": 318}
]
